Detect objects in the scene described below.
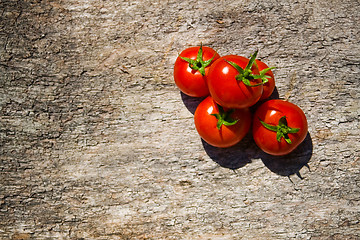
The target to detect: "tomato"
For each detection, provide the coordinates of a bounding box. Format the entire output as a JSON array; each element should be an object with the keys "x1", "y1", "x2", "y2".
[
  {"x1": 174, "y1": 45, "x2": 220, "y2": 97},
  {"x1": 194, "y1": 96, "x2": 251, "y2": 148},
  {"x1": 207, "y1": 52, "x2": 264, "y2": 109},
  {"x1": 252, "y1": 99, "x2": 308, "y2": 156},
  {"x1": 255, "y1": 59, "x2": 275, "y2": 101}
]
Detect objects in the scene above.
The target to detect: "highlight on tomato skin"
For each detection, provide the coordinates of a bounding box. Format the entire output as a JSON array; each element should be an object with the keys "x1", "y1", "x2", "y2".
[
  {"x1": 252, "y1": 99, "x2": 308, "y2": 156},
  {"x1": 194, "y1": 96, "x2": 252, "y2": 148},
  {"x1": 173, "y1": 45, "x2": 220, "y2": 97}
]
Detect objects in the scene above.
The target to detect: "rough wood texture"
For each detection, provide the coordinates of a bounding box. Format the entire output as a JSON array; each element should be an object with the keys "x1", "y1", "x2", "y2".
[{"x1": 1, "y1": 0, "x2": 359, "y2": 239}]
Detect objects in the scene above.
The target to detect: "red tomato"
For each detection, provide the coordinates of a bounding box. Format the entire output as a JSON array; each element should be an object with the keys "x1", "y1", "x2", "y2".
[
  {"x1": 252, "y1": 99, "x2": 308, "y2": 156},
  {"x1": 174, "y1": 46, "x2": 220, "y2": 97},
  {"x1": 207, "y1": 54, "x2": 263, "y2": 109},
  {"x1": 255, "y1": 59, "x2": 275, "y2": 100},
  {"x1": 194, "y1": 96, "x2": 251, "y2": 148}
]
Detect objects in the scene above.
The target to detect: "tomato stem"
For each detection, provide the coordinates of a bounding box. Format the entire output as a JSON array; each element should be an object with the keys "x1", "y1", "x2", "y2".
[
  {"x1": 225, "y1": 50, "x2": 275, "y2": 87},
  {"x1": 260, "y1": 116, "x2": 300, "y2": 144},
  {"x1": 211, "y1": 104, "x2": 238, "y2": 130},
  {"x1": 180, "y1": 44, "x2": 216, "y2": 76}
]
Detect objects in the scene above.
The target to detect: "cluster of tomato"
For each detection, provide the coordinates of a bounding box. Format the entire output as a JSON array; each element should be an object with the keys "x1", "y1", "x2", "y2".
[{"x1": 174, "y1": 45, "x2": 308, "y2": 156}]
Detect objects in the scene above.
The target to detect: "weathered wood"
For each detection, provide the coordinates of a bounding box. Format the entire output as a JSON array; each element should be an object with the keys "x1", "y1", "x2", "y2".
[{"x1": 1, "y1": 0, "x2": 359, "y2": 239}]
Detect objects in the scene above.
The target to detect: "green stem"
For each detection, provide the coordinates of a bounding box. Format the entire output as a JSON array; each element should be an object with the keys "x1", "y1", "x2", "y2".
[
  {"x1": 180, "y1": 44, "x2": 216, "y2": 76},
  {"x1": 225, "y1": 50, "x2": 275, "y2": 87},
  {"x1": 211, "y1": 104, "x2": 238, "y2": 130},
  {"x1": 260, "y1": 116, "x2": 300, "y2": 144}
]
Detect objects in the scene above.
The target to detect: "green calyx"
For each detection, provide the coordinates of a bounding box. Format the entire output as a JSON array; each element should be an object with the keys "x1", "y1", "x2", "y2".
[
  {"x1": 180, "y1": 44, "x2": 216, "y2": 76},
  {"x1": 225, "y1": 50, "x2": 275, "y2": 87},
  {"x1": 260, "y1": 116, "x2": 300, "y2": 144},
  {"x1": 211, "y1": 104, "x2": 238, "y2": 130}
]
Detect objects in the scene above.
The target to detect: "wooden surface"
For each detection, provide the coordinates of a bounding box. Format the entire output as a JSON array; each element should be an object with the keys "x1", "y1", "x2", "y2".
[{"x1": 1, "y1": 0, "x2": 359, "y2": 239}]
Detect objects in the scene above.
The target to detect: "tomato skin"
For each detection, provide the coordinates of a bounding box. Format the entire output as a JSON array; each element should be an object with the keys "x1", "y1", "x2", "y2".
[
  {"x1": 252, "y1": 99, "x2": 308, "y2": 156},
  {"x1": 174, "y1": 46, "x2": 220, "y2": 97},
  {"x1": 207, "y1": 55, "x2": 263, "y2": 109},
  {"x1": 256, "y1": 59, "x2": 275, "y2": 101},
  {"x1": 194, "y1": 96, "x2": 252, "y2": 148}
]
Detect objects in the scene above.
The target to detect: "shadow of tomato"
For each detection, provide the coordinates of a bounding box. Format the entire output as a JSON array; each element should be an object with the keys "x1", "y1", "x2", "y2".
[
  {"x1": 180, "y1": 91, "x2": 206, "y2": 115},
  {"x1": 258, "y1": 132, "x2": 313, "y2": 178},
  {"x1": 201, "y1": 134, "x2": 256, "y2": 170}
]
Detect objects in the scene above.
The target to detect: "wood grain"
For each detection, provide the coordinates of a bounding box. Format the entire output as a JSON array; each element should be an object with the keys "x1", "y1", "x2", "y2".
[{"x1": 1, "y1": 0, "x2": 359, "y2": 239}]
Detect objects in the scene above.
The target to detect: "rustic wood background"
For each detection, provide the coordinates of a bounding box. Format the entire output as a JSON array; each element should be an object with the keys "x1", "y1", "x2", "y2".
[{"x1": 1, "y1": 0, "x2": 359, "y2": 239}]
